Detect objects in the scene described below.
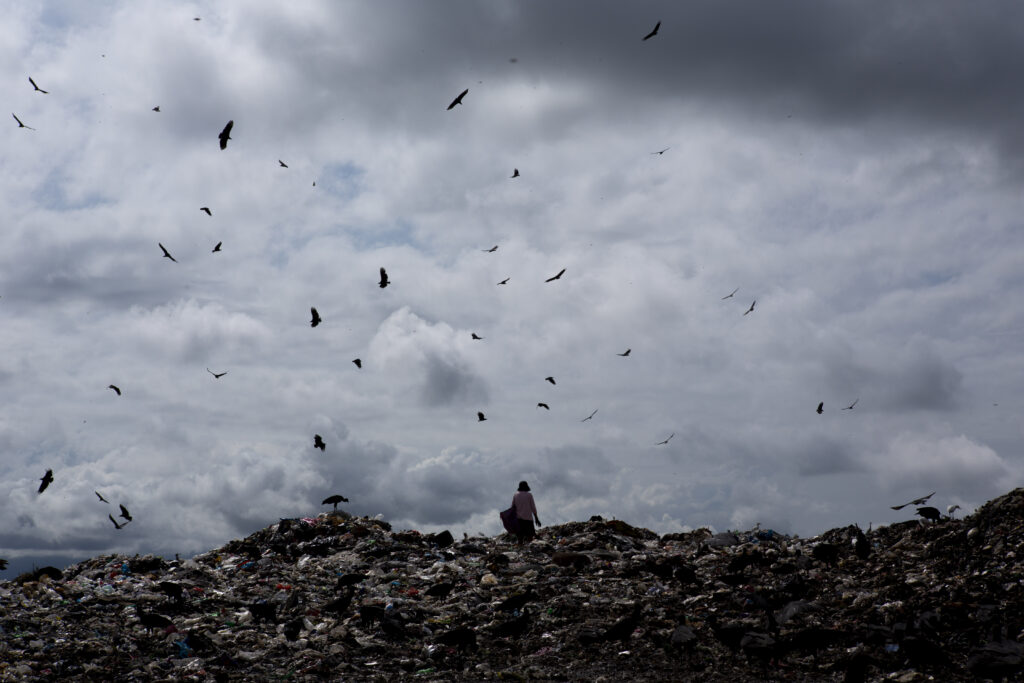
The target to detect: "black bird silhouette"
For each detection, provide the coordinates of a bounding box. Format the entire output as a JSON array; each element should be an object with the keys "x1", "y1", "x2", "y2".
[
  {"x1": 310, "y1": 307, "x2": 321, "y2": 327},
  {"x1": 218, "y1": 120, "x2": 233, "y2": 149},
  {"x1": 109, "y1": 513, "x2": 125, "y2": 529},
  {"x1": 545, "y1": 376, "x2": 556, "y2": 385},
  {"x1": 446, "y1": 88, "x2": 468, "y2": 110},
  {"x1": 29, "y1": 77, "x2": 47, "y2": 94},
  {"x1": 200, "y1": 207, "x2": 212, "y2": 215},
  {"x1": 108, "y1": 384, "x2": 121, "y2": 395},
  {"x1": 38, "y1": 469, "x2": 53, "y2": 494},
  {"x1": 322, "y1": 494, "x2": 349, "y2": 510},
  {"x1": 890, "y1": 492, "x2": 935, "y2": 510},
  {"x1": 95, "y1": 491, "x2": 109, "y2": 503},
  {"x1": 136, "y1": 609, "x2": 174, "y2": 634},
  {"x1": 12, "y1": 113, "x2": 35, "y2": 130},
  {"x1": 842, "y1": 398, "x2": 859, "y2": 410},
  {"x1": 483, "y1": 245, "x2": 498, "y2": 252},
  {"x1": 477, "y1": 412, "x2": 487, "y2": 422},
  {"x1": 545, "y1": 268, "x2": 566, "y2": 282},
  {"x1": 916, "y1": 506, "x2": 941, "y2": 522},
  {"x1": 642, "y1": 21, "x2": 661, "y2": 40},
  {"x1": 537, "y1": 403, "x2": 550, "y2": 410},
  {"x1": 651, "y1": 147, "x2": 669, "y2": 155},
  {"x1": 314, "y1": 434, "x2": 326, "y2": 451},
  {"x1": 497, "y1": 278, "x2": 510, "y2": 285},
  {"x1": 379, "y1": 267, "x2": 389, "y2": 288},
  {"x1": 159, "y1": 243, "x2": 177, "y2": 262},
  {"x1": 119, "y1": 504, "x2": 132, "y2": 521},
  {"x1": 212, "y1": 241, "x2": 222, "y2": 252},
  {"x1": 471, "y1": 333, "x2": 483, "y2": 340},
  {"x1": 511, "y1": 168, "x2": 519, "y2": 178},
  {"x1": 744, "y1": 300, "x2": 756, "y2": 315},
  {"x1": 581, "y1": 409, "x2": 598, "y2": 422},
  {"x1": 816, "y1": 402, "x2": 823, "y2": 414},
  {"x1": 617, "y1": 349, "x2": 631, "y2": 357},
  {"x1": 656, "y1": 433, "x2": 674, "y2": 446},
  {"x1": 722, "y1": 287, "x2": 739, "y2": 300},
  {"x1": 207, "y1": 368, "x2": 227, "y2": 378},
  {"x1": 278, "y1": 160, "x2": 288, "y2": 168},
  {"x1": 152, "y1": 106, "x2": 160, "y2": 112},
  {"x1": 352, "y1": 358, "x2": 362, "y2": 368}
]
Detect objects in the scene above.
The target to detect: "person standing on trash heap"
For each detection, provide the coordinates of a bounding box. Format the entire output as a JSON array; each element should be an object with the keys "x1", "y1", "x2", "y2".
[{"x1": 513, "y1": 480, "x2": 541, "y2": 545}]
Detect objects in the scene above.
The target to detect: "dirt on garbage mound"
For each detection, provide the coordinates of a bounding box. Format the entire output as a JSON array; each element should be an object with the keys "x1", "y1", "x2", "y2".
[{"x1": 2, "y1": 491, "x2": 1023, "y2": 681}]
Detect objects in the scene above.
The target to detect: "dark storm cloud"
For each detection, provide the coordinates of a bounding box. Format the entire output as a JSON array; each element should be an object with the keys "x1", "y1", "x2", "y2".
[{"x1": 792, "y1": 435, "x2": 864, "y2": 477}]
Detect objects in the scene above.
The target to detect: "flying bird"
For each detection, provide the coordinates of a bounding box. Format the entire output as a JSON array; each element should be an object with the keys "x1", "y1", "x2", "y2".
[
  {"x1": 617, "y1": 349, "x2": 631, "y2": 357},
  {"x1": 642, "y1": 20, "x2": 661, "y2": 41},
  {"x1": 313, "y1": 435, "x2": 326, "y2": 451},
  {"x1": 109, "y1": 514, "x2": 126, "y2": 530},
  {"x1": 471, "y1": 333, "x2": 483, "y2": 340},
  {"x1": 207, "y1": 368, "x2": 227, "y2": 378},
  {"x1": 322, "y1": 494, "x2": 349, "y2": 510},
  {"x1": 278, "y1": 160, "x2": 288, "y2": 168},
  {"x1": 119, "y1": 504, "x2": 132, "y2": 522},
  {"x1": 537, "y1": 403, "x2": 550, "y2": 410},
  {"x1": 842, "y1": 398, "x2": 859, "y2": 410},
  {"x1": 200, "y1": 207, "x2": 212, "y2": 215},
  {"x1": 158, "y1": 243, "x2": 177, "y2": 262},
  {"x1": 28, "y1": 77, "x2": 48, "y2": 94},
  {"x1": 310, "y1": 307, "x2": 321, "y2": 327},
  {"x1": 545, "y1": 268, "x2": 566, "y2": 282},
  {"x1": 651, "y1": 147, "x2": 670, "y2": 155},
  {"x1": 212, "y1": 242, "x2": 222, "y2": 252},
  {"x1": 152, "y1": 106, "x2": 160, "y2": 112},
  {"x1": 816, "y1": 402, "x2": 823, "y2": 414},
  {"x1": 483, "y1": 245, "x2": 498, "y2": 252},
  {"x1": 108, "y1": 384, "x2": 121, "y2": 395},
  {"x1": 38, "y1": 469, "x2": 54, "y2": 494},
  {"x1": 545, "y1": 376, "x2": 556, "y2": 385},
  {"x1": 477, "y1": 412, "x2": 487, "y2": 422},
  {"x1": 511, "y1": 168, "x2": 519, "y2": 178},
  {"x1": 497, "y1": 278, "x2": 510, "y2": 285},
  {"x1": 12, "y1": 113, "x2": 35, "y2": 130},
  {"x1": 656, "y1": 433, "x2": 675, "y2": 446},
  {"x1": 890, "y1": 492, "x2": 935, "y2": 511},
  {"x1": 743, "y1": 300, "x2": 756, "y2": 315},
  {"x1": 218, "y1": 120, "x2": 233, "y2": 150},
  {"x1": 379, "y1": 267, "x2": 389, "y2": 288},
  {"x1": 446, "y1": 88, "x2": 468, "y2": 110},
  {"x1": 721, "y1": 288, "x2": 739, "y2": 300},
  {"x1": 352, "y1": 358, "x2": 362, "y2": 368},
  {"x1": 95, "y1": 491, "x2": 109, "y2": 504},
  {"x1": 581, "y1": 409, "x2": 598, "y2": 422}
]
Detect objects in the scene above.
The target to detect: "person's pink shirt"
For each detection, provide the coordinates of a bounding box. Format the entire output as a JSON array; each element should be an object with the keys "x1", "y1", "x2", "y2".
[{"x1": 513, "y1": 491, "x2": 537, "y2": 520}]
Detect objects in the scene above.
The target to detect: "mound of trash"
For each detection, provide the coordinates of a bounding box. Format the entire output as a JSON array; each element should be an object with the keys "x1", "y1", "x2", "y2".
[{"x1": 2, "y1": 490, "x2": 1023, "y2": 681}]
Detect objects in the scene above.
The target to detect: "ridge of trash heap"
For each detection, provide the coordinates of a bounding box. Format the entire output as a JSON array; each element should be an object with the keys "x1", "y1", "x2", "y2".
[{"x1": 2, "y1": 490, "x2": 1023, "y2": 682}]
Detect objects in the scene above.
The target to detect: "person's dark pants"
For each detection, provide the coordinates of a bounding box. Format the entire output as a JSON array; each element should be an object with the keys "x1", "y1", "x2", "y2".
[{"x1": 516, "y1": 519, "x2": 535, "y2": 544}]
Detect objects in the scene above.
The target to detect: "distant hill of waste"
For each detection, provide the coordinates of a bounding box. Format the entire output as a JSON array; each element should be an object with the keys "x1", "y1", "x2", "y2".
[{"x1": 2, "y1": 489, "x2": 1023, "y2": 681}]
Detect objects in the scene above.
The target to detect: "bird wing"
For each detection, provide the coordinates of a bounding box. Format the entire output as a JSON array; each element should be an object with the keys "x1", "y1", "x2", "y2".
[
  {"x1": 158, "y1": 243, "x2": 176, "y2": 261},
  {"x1": 447, "y1": 88, "x2": 468, "y2": 109},
  {"x1": 108, "y1": 385, "x2": 121, "y2": 395},
  {"x1": 219, "y1": 120, "x2": 233, "y2": 148},
  {"x1": 642, "y1": 21, "x2": 660, "y2": 40}
]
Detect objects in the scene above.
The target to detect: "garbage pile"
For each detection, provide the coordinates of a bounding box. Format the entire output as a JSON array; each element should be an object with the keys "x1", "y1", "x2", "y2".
[{"x1": 2, "y1": 489, "x2": 1023, "y2": 681}]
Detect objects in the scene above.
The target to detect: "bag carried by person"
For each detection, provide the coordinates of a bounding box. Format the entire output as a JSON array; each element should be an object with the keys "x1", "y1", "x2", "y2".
[{"x1": 500, "y1": 505, "x2": 518, "y2": 534}]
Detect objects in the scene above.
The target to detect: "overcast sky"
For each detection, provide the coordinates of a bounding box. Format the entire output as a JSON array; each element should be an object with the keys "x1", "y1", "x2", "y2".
[{"x1": 3, "y1": 1, "x2": 1024, "y2": 576}]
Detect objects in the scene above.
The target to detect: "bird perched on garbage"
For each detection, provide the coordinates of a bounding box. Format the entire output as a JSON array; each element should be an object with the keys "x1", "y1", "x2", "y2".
[
  {"x1": 916, "y1": 506, "x2": 941, "y2": 522},
  {"x1": 323, "y1": 588, "x2": 355, "y2": 615},
  {"x1": 119, "y1": 504, "x2": 132, "y2": 522},
  {"x1": 136, "y1": 608, "x2": 175, "y2": 634},
  {"x1": 854, "y1": 526, "x2": 870, "y2": 560},
  {"x1": 435, "y1": 625, "x2": 477, "y2": 650},
  {"x1": 497, "y1": 589, "x2": 538, "y2": 612},
  {"x1": 490, "y1": 608, "x2": 532, "y2": 639},
  {"x1": 322, "y1": 494, "x2": 348, "y2": 510},
  {"x1": 891, "y1": 492, "x2": 935, "y2": 510},
  {"x1": 313, "y1": 434, "x2": 326, "y2": 451},
  {"x1": 425, "y1": 581, "x2": 455, "y2": 598},
  {"x1": 38, "y1": 469, "x2": 53, "y2": 494},
  {"x1": 247, "y1": 601, "x2": 277, "y2": 624}
]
